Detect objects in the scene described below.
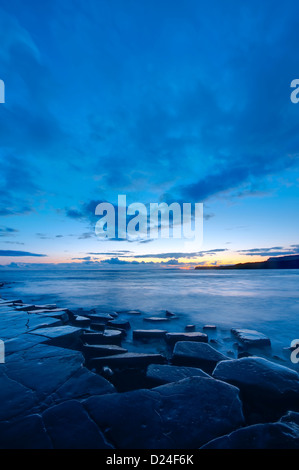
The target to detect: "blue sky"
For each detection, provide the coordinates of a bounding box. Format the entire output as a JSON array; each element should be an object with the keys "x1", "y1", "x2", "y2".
[{"x1": 0, "y1": 0, "x2": 299, "y2": 268}]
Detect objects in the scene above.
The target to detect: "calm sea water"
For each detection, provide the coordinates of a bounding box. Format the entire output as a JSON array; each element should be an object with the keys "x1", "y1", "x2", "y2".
[{"x1": 0, "y1": 268, "x2": 298, "y2": 364}]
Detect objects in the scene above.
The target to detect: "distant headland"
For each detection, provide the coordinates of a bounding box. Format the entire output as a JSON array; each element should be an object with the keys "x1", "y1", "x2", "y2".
[{"x1": 195, "y1": 254, "x2": 299, "y2": 270}]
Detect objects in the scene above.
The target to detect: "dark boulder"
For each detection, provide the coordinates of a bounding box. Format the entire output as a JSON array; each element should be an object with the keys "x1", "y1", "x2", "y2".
[
  {"x1": 107, "y1": 319, "x2": 131, "y2": 330},
  {"x1": 165, "y1": 310, "x2": 176, "y2": 317},
  {"x1": 82, "y1": 330, "x2": 123, "y2": 345},
  {"x1": 42, "y1": 400, "x2": 113, "y2": 449},
  {"x1": 116, "y1": 310, "x2": 141, "y2": 315},
  {"x1": 73, "y1": 315, "x2": 90, "y2": 327},
  {"x1": 201, "y1": 420, "x2": 299, "y2": 449},
  {"x1": 213, "y1": 357, "x2": 299, "y2": 420},
  {"x1": 85, "y1": 313, "x2": 114, "y2": 323},
  {"x1": 166, "y1": 332, "x2": 208, "y2": 346},
  {"x1": 0, "y1": 414, "x2": 52, "y2": 449},
  {"x1": 203, "y1": 325, "x2": 217, "y2": 330},
  {"x1": 172, "y1": 341, "x2": 229, "y2": 372},
  {"x1": 29, "y1": 325, "x2": 83, "y2": 348},
  {"x1": 143, "y1": 317, "x2": 170, "y2": 323},
  {"x1": 185, "y1": 325, "x2": 195, "y2": 331},
  {"x1": 231, "y1": 328, "x2": 271, "y2": 348},
  {"x1": 133, "y1": 329, "x2": 167, "y2": 340},
  {"x1": 91, "y1": 352, "x2": 166, "y2": 369},
  {"x1": 146, "y1": 364, "x2": 210, "y2": 386},
  {"x1": 83, "y1": 376, "x2": 244, "y2": 449},
  {"x1": 83, "y1": 344, "x2": 128, "y2": 358}
]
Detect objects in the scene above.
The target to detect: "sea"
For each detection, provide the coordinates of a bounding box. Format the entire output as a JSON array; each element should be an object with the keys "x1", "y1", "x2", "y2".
[{"x1": 0, "y1": 268, "x2": 298, "y2": 367}]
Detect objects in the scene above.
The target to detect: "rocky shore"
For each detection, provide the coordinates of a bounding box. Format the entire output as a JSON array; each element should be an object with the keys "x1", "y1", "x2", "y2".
[{"x1": 0, "y1": 292, "x2": 298, "y2": 449}]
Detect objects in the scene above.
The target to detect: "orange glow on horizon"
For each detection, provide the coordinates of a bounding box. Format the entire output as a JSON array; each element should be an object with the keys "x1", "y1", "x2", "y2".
[{"x1": 1, "y1": 252, "x2": 273, "y2": 267}]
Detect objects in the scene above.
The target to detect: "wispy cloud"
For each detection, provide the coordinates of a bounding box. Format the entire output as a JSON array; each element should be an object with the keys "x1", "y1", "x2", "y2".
[{"x1": 0, "y1": 250, "x2": 47, "y2": 257}]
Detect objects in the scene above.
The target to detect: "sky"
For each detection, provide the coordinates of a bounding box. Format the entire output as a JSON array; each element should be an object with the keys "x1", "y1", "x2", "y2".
[{"x1": 0, "y1": 0, "x2": 299, "y2": 268}]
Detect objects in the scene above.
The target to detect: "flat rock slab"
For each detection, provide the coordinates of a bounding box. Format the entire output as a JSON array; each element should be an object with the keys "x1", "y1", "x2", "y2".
[
  {"x1": 91, "y1": 352, "x2": 166, "y2": 369},
  {"x1": 0, "y1": 414, "x2": 53, "y2": 449},
  {"x1": 231, "y1": 328, "x2": 271, "y2": 347},
  {"x1": 117, "y1": 310, "x2": 141, "y2": 315},
  {"x1": 166, "y1": 332, "x2": 208, "y2": 346},
  {"x1": 1, "y1": 343, "x2": 114, "y2": 424},
  {"x1": 15, "y1": 304, "x2": 38, "y2": 311},
  {"x1": 33, "y1": 310, "x2": 69, "y2": 322},
  {"x1": 213, "y1": 357, "x2": 299, "y2": 418},
  {"x1": 0, "y1": 369, "x2": 38, "y2": 422},
  {"x1": 201, "y1": 421, "x2": 299, "y2": 449},
  {"x1": 172, "y1": 341, "x2": 229, "y2": 372},
  {"x1": 133, "y1": 329, "x2": 167, "y2": 340},
  {"x1": 146, "y1": 364, "x2": 210, "y2": 386},
  {"x1": 73, "y1": 315, "x2": 91, "y2": 326},
  {"x1": 83, "y1": 344, "x2": 128, "y2": 357},
  {"x1": 0, "y1": 345, "x2": 84, "y2": 420},
  {"x1": 42, "y1": 400, "x2": 113, "y2": 449},
  {"x1": 90, "y1": 323, "x2": 106, "y2": 332},
  {"x1": 84, "y1": 376, "x2": 244, "y2": 448},
  {"x1": 107, "y1": 320, "x2": 131, "y2": 329},
  {"x1": 165, "y1": 311, "x2": 176, "y2": 317},
  {"x1": 0, "y1": 310, "x2": 62, "y2": 340},
  {"x1": 185, "y1": 325, "x2": 196, "y2": 331},
  {"x1": 203, "y1": 325, "x2": 217, "y2": 330},
  {"x1": 29, "y1": 325, "x2": 82, "y2": 348},
  {"x1": 82, "y1": 332, "x2": 106, "y2": 344},
  {"x1": 4, "y1": 334, "x2": 49, "y2": 356},
  {"x1": 45, "y1": 368, "x2": 115, "y2": 404},
  {"x1": 17, "y1": 306, "x2": 66, "y2": 313},
  {"x1": 34, "y1": 304, "x2": 57, "y2": 310},
  {"x1": 143, "y1": 317, "x2": 170, "y2": 323},
  {"x1": 0, "y1": 299, "x2": 22, "y2": 305},
  {"x1": 101, "y1": 330, "x2": 123, "y2": 344},
  {"x1": 85, "y1": 313, "x2": 114, "y2": 323}
]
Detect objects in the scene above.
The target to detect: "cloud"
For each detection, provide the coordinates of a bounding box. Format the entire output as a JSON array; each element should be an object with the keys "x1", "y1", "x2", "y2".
[
  {"x1": 0, "y1": 154, "x2": 40, "y2": 217},
  {"x1": 2, "y1": 241, "x2": 24, "y2": 245},
  {"x1": 237, "y1": 246, "x2": 299, "y2": 257},
  {"x1": 78, "y1": 232, "x2": 95, "y2": 239},
  {"x1": 87, "y1": 251, "x2": 132, "y2": 255},
  {"x1": 66, "y1": 209, "x2": 83, "y2": 219},
  {"x1": 36, "y1": 233, "x2": 51, "y2": 240},
  {"x1": 0, "y1": 250, "x2": 47, "y2": 257},
  {"x1": 101, "y1": 257, "x2": 139, "y2": 265},
  {"x1": 0, "y1": 1, "x2": 298, "y2": 258},
  {"x1": 161, "y1": 259, "x2": 179, "y2": 265},
  {"x1": 133, "y1": 249, "x2": 227, "y2": 259},
  {"x1": 0, "y1": 226, "x2": 19, "y2": 237}
]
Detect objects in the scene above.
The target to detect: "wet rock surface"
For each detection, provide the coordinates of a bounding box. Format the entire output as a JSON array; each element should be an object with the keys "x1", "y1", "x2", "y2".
[
  {"x1": 172, "y1": 341, "x2": 229, "y2": 372},
  {"x1": 83, "y1": 344, "x2": 128, "y2": 357},
  {"x1": 91, "y1": 352, "x2": 166, "y2": 369},
  {"x1": 0, "y1": 293, "x2": 298, "y2": 449},
  {"x1": 213, "y1": 357, "x2": 299, "y2": 421},
  {"x1": 133, "y1": 329, "x2": 167, "y2": 340},
  {"x1": 84, "y1": 377, "x2": 244, "y2": 449},
  {"x1": 231, "y1": 328, "x2": 271, "y2": 348},
  {"x1": 42, "y1": 400, "x2": 113, "y2": 449},
  {"x1": 201, "y1": 419, "x2": 299, "y2": 449},
  {"x1": 146, "y1": 364, "x2": 210, "y2": 386},
  {"x1": 166, "y1": 332, "x2": 208, "y2": 345}
]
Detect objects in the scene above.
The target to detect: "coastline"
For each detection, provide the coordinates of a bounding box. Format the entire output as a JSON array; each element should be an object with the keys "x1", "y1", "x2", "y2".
[{"x1": 0, "y1": 286, "x2": 299, "y2": 449}]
